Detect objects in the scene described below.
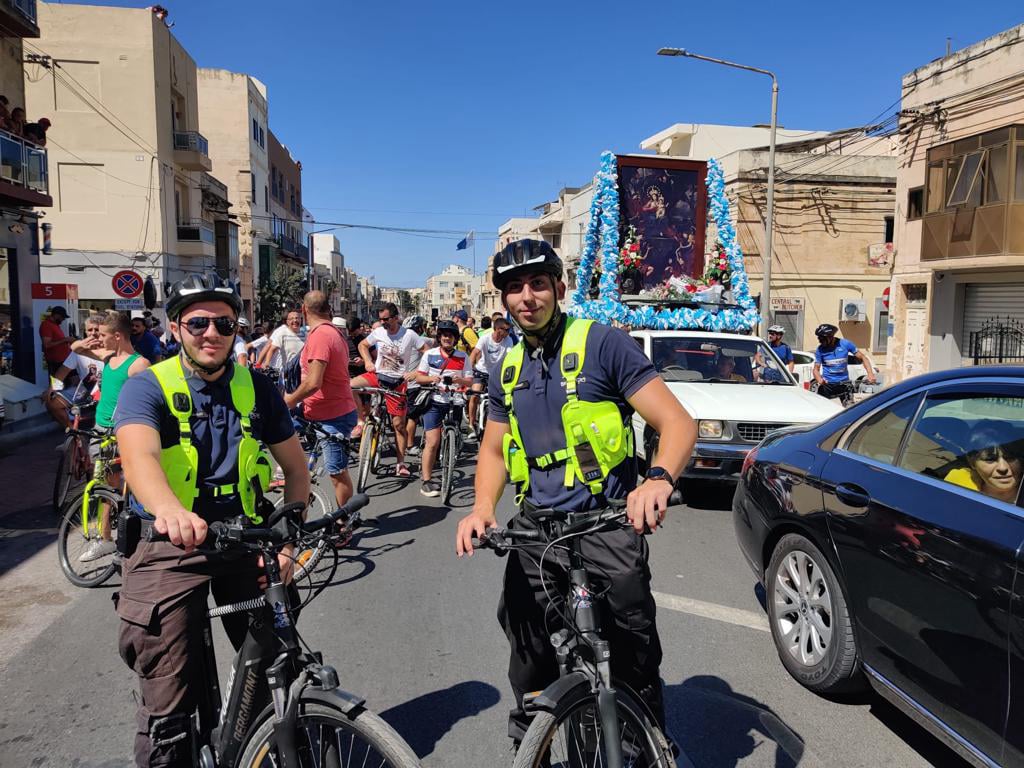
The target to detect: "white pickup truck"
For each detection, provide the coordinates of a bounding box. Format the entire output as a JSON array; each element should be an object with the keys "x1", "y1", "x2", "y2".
[{"x1": 629, "y1": 330, "x2": 842, "y2": 490}]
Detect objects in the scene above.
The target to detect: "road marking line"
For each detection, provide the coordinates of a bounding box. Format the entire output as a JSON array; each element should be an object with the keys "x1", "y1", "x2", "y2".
[{"x1": 652, "y1": 591, "x2": 769, "y2": 632}]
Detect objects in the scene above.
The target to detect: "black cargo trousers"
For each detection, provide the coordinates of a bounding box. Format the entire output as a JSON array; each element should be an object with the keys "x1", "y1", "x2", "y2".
[
  {"x1": 496, "y1": 511, "x2": 665, "y2": 743},
  {"x1": 115, "y1": 533, "x2": 273, "y2": 768}
]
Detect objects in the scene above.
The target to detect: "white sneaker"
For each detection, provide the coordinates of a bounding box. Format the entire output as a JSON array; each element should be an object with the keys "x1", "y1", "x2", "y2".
[{"x1": 79, "y1": 539, "x2": 116, "y2": 562}]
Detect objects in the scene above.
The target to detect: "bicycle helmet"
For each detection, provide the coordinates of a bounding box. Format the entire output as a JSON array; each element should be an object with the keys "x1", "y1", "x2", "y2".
[
  {"x1": 767, "y1": 325, "x2": 785, "y2": 334},
  {"x1": 403, "y1": 315, "x2": 427, "y2": 332},
  {"x1": 435, "y1": 320, "x2": 459, "y2": 339},
  {"x1": 165, "y1": 273, "x2": 242, "y2": 321},
  {"x1": 814, "y1": 323, "x2": 838, "y2": 339},
  {"x1": 491, "y1": 239, "x2": 563, "y2": 292}
]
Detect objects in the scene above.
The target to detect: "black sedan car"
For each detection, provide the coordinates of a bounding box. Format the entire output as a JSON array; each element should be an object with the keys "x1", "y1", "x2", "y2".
[{"x1": 733, "y1": 365, "x2": 1024, "y2": 767}]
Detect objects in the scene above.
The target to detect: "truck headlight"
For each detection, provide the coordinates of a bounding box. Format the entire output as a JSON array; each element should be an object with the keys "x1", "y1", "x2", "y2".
[{"x1": 699, "y1": 420, "x2": 724, "y2": 439}]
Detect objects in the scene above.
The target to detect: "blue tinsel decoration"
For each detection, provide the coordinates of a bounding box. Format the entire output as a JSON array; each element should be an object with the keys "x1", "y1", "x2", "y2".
[{"x1": 569, "y1": 152, "x2": 761, "y2": 330}]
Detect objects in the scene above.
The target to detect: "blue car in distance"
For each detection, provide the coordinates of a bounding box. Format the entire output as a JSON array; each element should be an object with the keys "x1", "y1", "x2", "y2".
[{"x1": 733, "y1": 365, "x2": 1024, "y2": 767}]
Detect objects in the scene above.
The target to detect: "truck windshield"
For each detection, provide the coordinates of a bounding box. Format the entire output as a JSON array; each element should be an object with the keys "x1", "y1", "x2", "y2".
[{"x1": 650, "y1": 337, "x2": 793, "y2": 385}]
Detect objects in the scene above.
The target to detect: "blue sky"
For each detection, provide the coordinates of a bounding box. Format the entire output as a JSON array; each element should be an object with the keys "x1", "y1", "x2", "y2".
[{"x1": 72, "y1": 0, "x2": 1022, "y2": 287}]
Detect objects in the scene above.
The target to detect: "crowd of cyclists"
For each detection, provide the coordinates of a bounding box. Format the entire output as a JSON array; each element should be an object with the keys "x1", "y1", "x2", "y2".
[{"x1": 32, "y1": 236, "x2": 882, "y2": 767}]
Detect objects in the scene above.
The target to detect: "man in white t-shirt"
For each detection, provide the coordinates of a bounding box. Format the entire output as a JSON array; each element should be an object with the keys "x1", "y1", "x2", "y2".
[
  {"x1": 467, "y1": 317, "x2": 513, "y2": 439},
  {"x1": 257, "y1": 310, "x2": 304, "y2": 372},
  {"x1": 351, "y1": 302, "x2": 430, "y2": 478}
]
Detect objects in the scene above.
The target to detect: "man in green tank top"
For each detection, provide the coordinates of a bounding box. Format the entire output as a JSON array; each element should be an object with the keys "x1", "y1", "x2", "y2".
[{"x1": 70, "y1": 311, "x2": 149, "y2": 560}]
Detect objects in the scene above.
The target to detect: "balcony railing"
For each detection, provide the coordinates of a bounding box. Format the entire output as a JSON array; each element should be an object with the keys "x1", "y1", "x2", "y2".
[
  {"x1": 173, "y1": 130, "x2": 209, "y2": 156},
  {"x1": 0, "y1": 129, "x2": 48, "y2": 194},
  {"x1": 177, "y1": 219, "x2": 216, "y2": 245}
]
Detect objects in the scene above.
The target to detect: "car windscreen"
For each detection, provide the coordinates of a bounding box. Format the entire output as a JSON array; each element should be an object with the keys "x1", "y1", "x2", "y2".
[{"x1": 650, "y1": 337, "x2": 794, "y2": 385}]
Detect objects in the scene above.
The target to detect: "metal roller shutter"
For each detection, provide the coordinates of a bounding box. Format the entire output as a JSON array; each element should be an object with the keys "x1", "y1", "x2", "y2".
[{"x1": 961, "y1": 283, "x2": 1024, "y2": 348}]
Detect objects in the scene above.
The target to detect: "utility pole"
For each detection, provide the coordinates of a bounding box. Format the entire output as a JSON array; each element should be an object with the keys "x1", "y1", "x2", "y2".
[{"x1": 657, "y1": 47, "x2": 779, "y2": 325}]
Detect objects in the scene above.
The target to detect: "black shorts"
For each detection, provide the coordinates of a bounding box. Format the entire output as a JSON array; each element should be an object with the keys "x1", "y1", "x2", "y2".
[{"x1": 472, "y1": 370, "x2": 489, "y2": 387}]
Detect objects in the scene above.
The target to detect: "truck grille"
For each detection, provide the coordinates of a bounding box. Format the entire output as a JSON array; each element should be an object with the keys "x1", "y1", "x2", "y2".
[{"x1": 736, "y1": 423, "x2": 789, "y2": 442}]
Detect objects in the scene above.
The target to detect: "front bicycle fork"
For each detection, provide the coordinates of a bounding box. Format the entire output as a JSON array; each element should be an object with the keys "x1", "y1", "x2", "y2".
[{"x1": 568, "y1": 565, "x2": 625, "y2": 768}]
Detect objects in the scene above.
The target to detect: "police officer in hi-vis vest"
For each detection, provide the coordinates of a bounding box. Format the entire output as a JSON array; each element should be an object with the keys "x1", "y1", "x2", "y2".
[
  {"x1": 114, "y1": 274, "x2": 310, "y2": 768},
  {"x1": 456, "y1": 240, "x2": 697, "y2": 746}
]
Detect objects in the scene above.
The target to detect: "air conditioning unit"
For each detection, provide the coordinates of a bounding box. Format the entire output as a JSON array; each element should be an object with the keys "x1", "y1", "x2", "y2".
[{"x1": 839, "y1": 298, "x2": 867, "y2": 323}]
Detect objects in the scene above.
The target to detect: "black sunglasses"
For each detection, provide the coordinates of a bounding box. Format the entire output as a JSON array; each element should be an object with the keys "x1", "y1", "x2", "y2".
[{"x1": 182, "y1": 316, "x2": 238, "y2": 337}]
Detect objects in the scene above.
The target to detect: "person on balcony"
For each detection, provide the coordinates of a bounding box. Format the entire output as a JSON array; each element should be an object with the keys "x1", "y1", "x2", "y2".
[
  {"x1": 8, "y1": 107, "x2": 25, "y2": 138},
  {"x1": 23, "y1": 118, "x2": 50, "y2": 147}
]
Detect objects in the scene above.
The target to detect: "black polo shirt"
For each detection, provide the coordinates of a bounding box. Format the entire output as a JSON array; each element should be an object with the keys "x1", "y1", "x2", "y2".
[
  {"x1": 487, "y1": 317, "x2": 658, "y2": 511},
  {"x1": 114, "y1": 360, "x2": 294, "y2": 520}
]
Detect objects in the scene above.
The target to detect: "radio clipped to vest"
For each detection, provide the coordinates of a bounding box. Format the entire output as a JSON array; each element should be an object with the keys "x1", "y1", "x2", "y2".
[
  {"x1": 150, "y1": 357, "x2": 272, "y2": 523},
  {"x1": 500, "y1": 318, "x2": 633, "y2": 499}
]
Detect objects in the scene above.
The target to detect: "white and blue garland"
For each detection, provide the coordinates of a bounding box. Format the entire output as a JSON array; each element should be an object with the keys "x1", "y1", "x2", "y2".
[{"x1": 569, "y1": 151, "x2": 761, "y2": 331}]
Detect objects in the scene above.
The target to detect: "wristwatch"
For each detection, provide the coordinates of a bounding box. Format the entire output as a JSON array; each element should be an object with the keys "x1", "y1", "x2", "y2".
[{"x1": 645, "y1": 466, "x2": 674, "y2": 485}]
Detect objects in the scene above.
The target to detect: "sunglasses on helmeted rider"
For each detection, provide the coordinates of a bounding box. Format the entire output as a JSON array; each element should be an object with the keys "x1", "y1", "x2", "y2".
[{"x1": 182, "y1": 316, "x2": 238, "y2": 336}]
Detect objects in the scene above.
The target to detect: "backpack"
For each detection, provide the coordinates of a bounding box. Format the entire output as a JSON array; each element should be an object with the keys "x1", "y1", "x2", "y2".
[{"x1": 282, "y1": 323, "x2": 346, "y2": 394}]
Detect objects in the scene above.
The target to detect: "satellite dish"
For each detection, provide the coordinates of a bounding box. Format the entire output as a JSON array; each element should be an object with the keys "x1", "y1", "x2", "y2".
[{"x1": 143, "y1": 276, "x2": 157, "y2": 309}]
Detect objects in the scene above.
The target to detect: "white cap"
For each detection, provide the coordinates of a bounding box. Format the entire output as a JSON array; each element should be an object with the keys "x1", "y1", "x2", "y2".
[{"x1": 331, "y1": 316, "x2": 347, "y2": 328}]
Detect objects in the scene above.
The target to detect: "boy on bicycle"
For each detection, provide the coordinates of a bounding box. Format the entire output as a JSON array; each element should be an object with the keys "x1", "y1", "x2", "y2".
[
  {"x1": 455, "y1": 240, "x2": 696, "y2": 747},
  {"x1": 414, "y1": 320, "x2": 472, "y2": 497}
]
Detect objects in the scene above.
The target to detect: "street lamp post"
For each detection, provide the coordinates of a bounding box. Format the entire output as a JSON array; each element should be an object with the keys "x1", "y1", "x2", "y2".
[{"x1": 657, "y1": 47, "x2": 778, "y2": 325}]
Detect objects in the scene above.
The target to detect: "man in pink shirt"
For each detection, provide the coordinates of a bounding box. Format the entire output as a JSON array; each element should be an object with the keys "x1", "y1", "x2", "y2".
[{"x1": 285, "y1": 291, "x2": 357, "y2": 509}]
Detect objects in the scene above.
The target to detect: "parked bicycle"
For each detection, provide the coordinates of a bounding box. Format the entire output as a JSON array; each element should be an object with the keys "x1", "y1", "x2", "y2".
[
  {"x1": 477, "y1": 502, "x2": 676, "y2": 768},
  {"x1": 146, "y1": 493, "x2": 421, "y2": 768},
  {"x1": 52, "y1": 400, "x2": 98, "y2": 514}
]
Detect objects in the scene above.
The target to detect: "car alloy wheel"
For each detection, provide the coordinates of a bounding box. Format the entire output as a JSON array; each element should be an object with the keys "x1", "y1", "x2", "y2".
[
  {"x1": 766, "y1": 533, "x2": 861, "y2": 693},
  {"x1": 773, "y1": 548, "x2": 833, "y2": 667}
]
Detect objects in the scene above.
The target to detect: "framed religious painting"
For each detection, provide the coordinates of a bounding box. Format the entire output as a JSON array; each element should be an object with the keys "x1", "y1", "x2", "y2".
[{"x1": 615, "y1": 155, "x2": 707, "y2": 295}]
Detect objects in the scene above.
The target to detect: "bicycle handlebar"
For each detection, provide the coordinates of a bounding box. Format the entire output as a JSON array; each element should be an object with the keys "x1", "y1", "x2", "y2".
[
  {"x1": 147, "y1": 493, "x2": 371, "y2": 550},
  {"x1": 474, "y1": 504, "x2": 632, "y2": 552}
]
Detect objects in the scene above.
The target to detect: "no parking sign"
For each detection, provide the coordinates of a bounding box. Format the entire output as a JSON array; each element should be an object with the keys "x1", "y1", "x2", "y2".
[{"x1": 112, "y1": 270, "x2": 143, "y2": 299}]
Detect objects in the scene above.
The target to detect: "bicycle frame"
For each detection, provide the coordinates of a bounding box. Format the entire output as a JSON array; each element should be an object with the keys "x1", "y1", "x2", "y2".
[
  {"x1": 81, "y1": 434, "x2": 121, "y2": 537},
  {"x1": 483, "y1": 508, "x2": 664, "y2": 768},
  {"x1": 538, "y1": 514, "x2": 626, "y2": 768},
  {"x1": 158, "y1": 503, "x2": 372, "y2": 767}
]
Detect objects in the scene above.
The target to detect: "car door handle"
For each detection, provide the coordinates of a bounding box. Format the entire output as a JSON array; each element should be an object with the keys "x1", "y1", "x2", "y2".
[{"x1": 835, "y1": 483, "x2": 870, "y2": 508}]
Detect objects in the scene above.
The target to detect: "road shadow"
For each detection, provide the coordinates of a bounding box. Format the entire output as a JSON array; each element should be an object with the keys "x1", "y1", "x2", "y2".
[
  {"x1": 297, "y1": 534, "x2": 417, "y2": 591},
  {"x1": 867, "y1": 696, "x2": 971, "y2": 768},
  {"x1": 664, "y1": 675, "x2": 804, "y2": 768},
  {"x1": 362, "y1": 504, "x2": 450, "y2": 537},
  {"x1": 379, "y1": 680, "x2": 501, "y2": 758}
]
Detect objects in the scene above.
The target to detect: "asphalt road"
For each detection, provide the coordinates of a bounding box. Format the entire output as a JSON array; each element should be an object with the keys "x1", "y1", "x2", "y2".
[{"x1": 0, "y1": 437, "x2": 967, "y2": 767}]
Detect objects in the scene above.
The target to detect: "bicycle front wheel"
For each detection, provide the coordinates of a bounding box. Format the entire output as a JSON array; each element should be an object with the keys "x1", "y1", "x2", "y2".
[
  {"x1": 514, "y1": 682, "x2": 675, "y2": 768},
  {"x1": 58, "y1": 486, "x2": 121, "y2": 588},
  {"x1": 287, "y1": 486, "x2": 333, "y2": 582},
  {"x1": 237, "y1": 700, "x2": 420, "y2": 768},
  {"x1": 356, "y1": 422, "x2": 377, "y2": 492},
  {"x1": 440, "y1": 427, "x2": 457, "y2": 504}
]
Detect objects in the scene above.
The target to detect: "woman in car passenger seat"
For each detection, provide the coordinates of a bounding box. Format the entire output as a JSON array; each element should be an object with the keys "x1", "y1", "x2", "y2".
[{"x1": 943, "y1": 423, "x2": 1022, "y2": 504}]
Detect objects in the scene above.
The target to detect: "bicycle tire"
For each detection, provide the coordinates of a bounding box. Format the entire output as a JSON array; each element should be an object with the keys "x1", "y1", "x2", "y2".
[
  {"x1": 370, "y1": 422, "x2": 383, "y2": 473},
  {"x1": 286, "y1": 486, "x2": 333, "y2": 583},
  {"x1": 513, "y1": 681, "x2": 675, "y2": 768},
  {"x1": 57, "y1": 486, "x2": 121, "y2": 588},
  {"x1": 356, "y1": 422, "x2": 377, "y2": 492},
  {"x1": 236, "y1": 700, "x2": 420, "y2": 768},
  {"x1": 53, "y1": 434, "x2": 86, "y2": 515},
  {"x1": 440, "y1": 427, "x2": 457, "y2": 505}
]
